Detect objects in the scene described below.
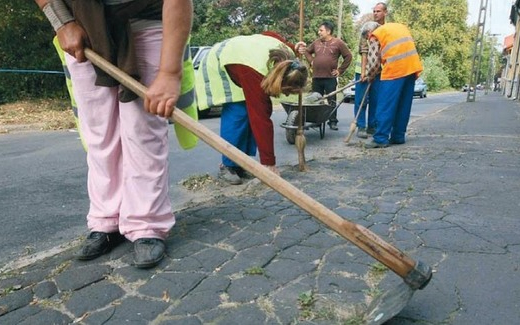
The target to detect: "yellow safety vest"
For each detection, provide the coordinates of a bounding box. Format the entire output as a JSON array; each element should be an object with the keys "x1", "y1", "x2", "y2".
[
  {"x1": 371, "y1": 23, "x2": 423, "y2": 80},
  {"x1": 53, "y1": 37, "x2": 198, "y2": 150},
  {"x1": 195, "y1": 34, "x2": 291, "y2": 110}
]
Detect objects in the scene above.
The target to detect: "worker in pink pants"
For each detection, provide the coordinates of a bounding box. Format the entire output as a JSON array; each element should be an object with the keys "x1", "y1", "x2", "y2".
[{"x1": 34, "y1": 0, "x2": 194, "y2": 268}]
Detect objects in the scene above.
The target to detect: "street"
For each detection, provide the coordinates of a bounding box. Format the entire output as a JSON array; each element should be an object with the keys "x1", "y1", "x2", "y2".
[{"x1": 0, "y1": 91, "x2": 466, "y2": 268}]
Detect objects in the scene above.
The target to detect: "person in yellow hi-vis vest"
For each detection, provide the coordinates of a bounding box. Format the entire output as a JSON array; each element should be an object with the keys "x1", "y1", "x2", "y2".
[
  {"x1": 35, "y1": 0, "x2": 198, "y2": 269},
  {"x1": 195, "y1": 32, "x2": 308, "y2": 185},
  {"x1": 365, "y1": 22, "x2": 423, "y2": 148}
]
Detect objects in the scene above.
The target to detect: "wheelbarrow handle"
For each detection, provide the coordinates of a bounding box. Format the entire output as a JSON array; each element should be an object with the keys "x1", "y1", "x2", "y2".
[
  {"x1": 322, "y1": 79, "x2": 361, "y2": 100},
  {"x1": 84, "y1": 48, "x2": 431, "y2": 290}
]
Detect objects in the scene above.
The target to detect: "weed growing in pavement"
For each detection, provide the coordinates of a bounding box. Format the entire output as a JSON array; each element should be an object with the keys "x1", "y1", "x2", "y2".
[
  {"x1": 343, "y1": 315, "x2": 366, "y2": 325},
  {"x1": 369, "y1": 262, "x2": 388, "y2": 278},
  {"x1": 49, "y1": 260, "x2": 72, "y2": 277},
  {"x1": 298, "y1": 290, "x2": 316, "y2": 319},
  {"x1": 244, "y1": 266, "x2": 265, "y2": 276}
]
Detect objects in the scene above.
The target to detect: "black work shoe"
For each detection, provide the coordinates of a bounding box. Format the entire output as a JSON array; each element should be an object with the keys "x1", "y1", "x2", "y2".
[
  {"x1": 356, "y1": 127, "x2": 368, "y2": 139},
  {"x1": 390, "y1": 139, "x2": 405, "y2": 145},
  {"x1": 366, "y1": 127, "x2": 376, "y2": 135},
  {"x1": 364, "y1": 140, "x2": 389, "y2": 149},
  {"x1": 234, "y1": 167, "x2": 255, "y2": 180},
  {"x1": 329, "y1": 122, "x2": 338, "y2": 130},
  {"x1": 133, "y1": 238, "x2": 166, "y2": 269},
  {"x1": 75, "y1": 231, "x2": 125, "y2": 261}
]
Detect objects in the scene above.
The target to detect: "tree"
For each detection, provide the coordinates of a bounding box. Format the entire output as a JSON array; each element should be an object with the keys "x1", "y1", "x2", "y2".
[{"x1": 387, "y1": 0, "x2": 472, "y2": 87}]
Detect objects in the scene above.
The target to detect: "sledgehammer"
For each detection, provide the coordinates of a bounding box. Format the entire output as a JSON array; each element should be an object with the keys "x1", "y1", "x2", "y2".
[{"x1": 84, "y1": 48, "x2": 432, "y2": 324}]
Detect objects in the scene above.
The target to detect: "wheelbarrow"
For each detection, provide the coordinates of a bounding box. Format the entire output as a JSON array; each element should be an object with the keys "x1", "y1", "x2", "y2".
[{"x1": 280, "y1": 101, "x2": 340, "y2": 144}]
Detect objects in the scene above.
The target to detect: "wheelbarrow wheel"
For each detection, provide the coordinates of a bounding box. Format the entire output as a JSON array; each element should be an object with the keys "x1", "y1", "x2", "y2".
[{"x1": 285, "y1": 110, "x2": 299, "y2": 145}]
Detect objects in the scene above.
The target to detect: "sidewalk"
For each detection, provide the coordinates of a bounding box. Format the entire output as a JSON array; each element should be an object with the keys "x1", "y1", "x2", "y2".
[{"x1": 1, "y1": 93, "x2": 519, "y2": 324}]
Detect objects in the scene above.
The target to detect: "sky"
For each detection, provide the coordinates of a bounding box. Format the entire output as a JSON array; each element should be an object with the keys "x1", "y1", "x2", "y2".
[{"x1": 350, "y1": 0, "x2": 516, "y2": 47}]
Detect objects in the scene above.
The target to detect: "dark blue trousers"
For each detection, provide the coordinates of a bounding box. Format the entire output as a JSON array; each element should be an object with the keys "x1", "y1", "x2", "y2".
[
  {"x1": 373, "y1": 74, "x2": 415, "y2": 145},
  {"x1": 354, "y1": 73, "x2": 380, "y2": 129}
]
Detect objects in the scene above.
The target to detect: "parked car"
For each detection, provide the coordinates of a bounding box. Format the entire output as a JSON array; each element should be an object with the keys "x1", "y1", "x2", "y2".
[
  {"x1": 342, "y1": 80, "x2": 356, "y2": 103},
  {"x1": 190, "y1": 46, "x2": 220, "y2": 118},
  {"x1": 414, "y1": 78, "x2": 427, "y2": 98},
  {"x1": 191, "y1": 46, "x2": 211, "y2": 70}
]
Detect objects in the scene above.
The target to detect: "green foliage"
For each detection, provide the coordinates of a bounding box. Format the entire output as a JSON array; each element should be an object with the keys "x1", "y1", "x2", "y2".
[
  {"x1": 422, "y1": 55, "x2": 451, "y2": 91},
  {"x1": 0, "y1": 1, "x2": 66, "y2": 103},
  {"x1": 387, "y1": 0, "x2": 471, "y2": 88}
]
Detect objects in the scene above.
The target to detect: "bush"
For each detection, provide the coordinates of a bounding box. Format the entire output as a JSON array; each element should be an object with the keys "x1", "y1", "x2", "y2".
[
  {"x1": 421, "y1": 55, "x2": 450, "y2": 91},
  {"x1": 0, "y1": 2, "x2": 67, "y2": 103}
]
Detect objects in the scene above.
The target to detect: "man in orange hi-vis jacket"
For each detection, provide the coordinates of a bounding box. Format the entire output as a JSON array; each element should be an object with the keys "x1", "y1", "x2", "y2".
[{"x1": 364, "y1": 22, "x2": 423, "y2": 148}]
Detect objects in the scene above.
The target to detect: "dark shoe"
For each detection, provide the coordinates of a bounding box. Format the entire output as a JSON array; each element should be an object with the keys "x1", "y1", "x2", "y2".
[
  {"x1": 356, "y1": 127, "x2": 368, "y2": 139},
  {"x1": 329, "y1": 121, "x2": 338, "y2": 131},
  {"x1": 218, "y1": 165, "x2": 242, "y2": 185},
  {"x1": 133, "y1": 238, "x2": 166, "y2": 269},
  {"x1": 364, "y1": 140, "x2": 389, "y2": 149},
  {"x1": 390, "y1": 139, "x2": 405, "y2": 145},
  {"x1": 75, "y1": 231, "x2": 125, "y2": 260},
  {"x1": 234, "y1": 167, "x2": 255, "y2": 180},
  {"x1": 366, "y1": 127, "x2": 376, "y2": 135}
]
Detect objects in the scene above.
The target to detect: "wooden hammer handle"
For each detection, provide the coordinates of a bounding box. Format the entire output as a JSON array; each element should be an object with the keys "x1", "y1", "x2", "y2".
[{"x1": 84, "y1": 48, "x2": 418, "y2": 281}]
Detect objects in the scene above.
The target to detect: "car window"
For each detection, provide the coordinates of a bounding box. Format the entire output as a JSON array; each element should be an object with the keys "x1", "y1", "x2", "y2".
[{"x1": 193, "y1": 47, "x2": 211, "y2": 70}]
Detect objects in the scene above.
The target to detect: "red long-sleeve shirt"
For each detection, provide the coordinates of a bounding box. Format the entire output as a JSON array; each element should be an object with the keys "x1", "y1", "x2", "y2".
[{"x1": 225, "y1": 64, "x2": 275, "y2": 165}]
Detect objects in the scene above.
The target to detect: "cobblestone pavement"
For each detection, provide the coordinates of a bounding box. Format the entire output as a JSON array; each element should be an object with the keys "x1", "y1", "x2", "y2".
[{"x1": 1, "y1": 93, "x2": 519, "y2": 324}]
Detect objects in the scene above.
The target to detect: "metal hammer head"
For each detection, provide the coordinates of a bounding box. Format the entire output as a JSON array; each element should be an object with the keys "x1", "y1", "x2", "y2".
[{"x1": 404, "y1": 260, "x2": 432, "y2": 290}]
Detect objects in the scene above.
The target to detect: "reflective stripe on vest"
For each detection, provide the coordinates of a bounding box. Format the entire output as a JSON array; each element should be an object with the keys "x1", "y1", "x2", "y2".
[{"x1": 380, "y1": 36, "x2": 414, "y2": 57}]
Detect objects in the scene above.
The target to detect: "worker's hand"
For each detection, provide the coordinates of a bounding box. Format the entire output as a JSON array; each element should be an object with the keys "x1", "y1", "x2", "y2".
[
  {"x1": 264, "y1": 165, "x2": 280, "y2": 176},
  {"x1": 145, "y1": 70, "x2": 182, "y2": 118},
  {"x1": 360, "y1": 73, "x2": 368, "y2": 82},
  {"x1": 56, "y1": 22, "x2": 89, "y2": 62},
  {"x1": 331, "y1": 69, "x2": 340, "y2": 77},
  {"x1": 295, "y1": 41, "x2": 307, "y2": 55}
]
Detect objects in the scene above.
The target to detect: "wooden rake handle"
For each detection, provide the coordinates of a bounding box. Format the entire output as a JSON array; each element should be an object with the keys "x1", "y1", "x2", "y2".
[
  {"x1": 84, "y1": 48, "x2": 426, "y2": 286},
  {"x1": 344, "y1": 82, "x2": 371, "y2": 144}
]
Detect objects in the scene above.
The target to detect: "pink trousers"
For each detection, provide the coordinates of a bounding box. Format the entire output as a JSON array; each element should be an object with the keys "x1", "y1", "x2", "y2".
[{"x1": 65, "y1": 28, "x2": 175, "y2": 241}]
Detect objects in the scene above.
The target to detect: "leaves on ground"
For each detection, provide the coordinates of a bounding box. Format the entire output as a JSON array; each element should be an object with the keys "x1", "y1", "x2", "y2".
[{"x1": 0, "y1": 99, "x2": 76, "y2": 133}]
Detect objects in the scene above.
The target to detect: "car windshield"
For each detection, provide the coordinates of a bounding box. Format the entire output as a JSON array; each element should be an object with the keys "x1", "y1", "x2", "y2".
[{"x1": 416, "y1": 78, "x2": 424, "y2": 84}]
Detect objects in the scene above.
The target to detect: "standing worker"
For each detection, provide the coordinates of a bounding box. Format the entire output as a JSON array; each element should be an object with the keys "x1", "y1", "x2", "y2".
[
  {"x1": 353, "y1": 2, "x2": 387, "y2": 138},
  {"x1": 195, "y1": 32, "x2": 308, "y2": 185},
  {"x1": 34, "y1": 0, "x2": 198, "y2": 268},
  {"x1": 365, "y1": 22, "x2": 423, "y2": 148},
  {"x1": 299, "y1": 21, "x2": 352, "y2": 131}
]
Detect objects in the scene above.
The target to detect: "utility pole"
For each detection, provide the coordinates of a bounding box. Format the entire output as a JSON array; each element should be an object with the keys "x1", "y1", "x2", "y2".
[
  {"x1": 467, "y1": 0, "x2": 488, "y2": 102},
  {"x1": 337, "y1": 0, "x2": 344, "y2": 40}
]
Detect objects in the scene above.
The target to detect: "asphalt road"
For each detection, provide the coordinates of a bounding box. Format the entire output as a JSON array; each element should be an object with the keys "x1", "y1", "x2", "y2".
[{"x1": 0, "y1": 91, "x2": 469, "y2": 267}]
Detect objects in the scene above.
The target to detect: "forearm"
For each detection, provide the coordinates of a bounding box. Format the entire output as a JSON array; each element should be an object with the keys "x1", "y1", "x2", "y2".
[
  {"x1": 338, "y1": 48, "x2": 352, "y2": 75},
  {"x1": 361, "y1": 54, "x2": 367, "y2": 78},
  {"x1": 34, "y1": 0, "x2": 49, "y2": 9},
  {"x1": 159, "y1": 0, "x2": 192, "y2": 76}
]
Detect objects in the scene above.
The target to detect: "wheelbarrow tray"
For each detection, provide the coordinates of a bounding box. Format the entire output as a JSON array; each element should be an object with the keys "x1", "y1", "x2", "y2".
[
  {"x1": 280, "y1": 101, "x2": 335, "y2": 125},
  {"x1": 280, "y1": 101, "x2": 338, "y2": 144}
]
